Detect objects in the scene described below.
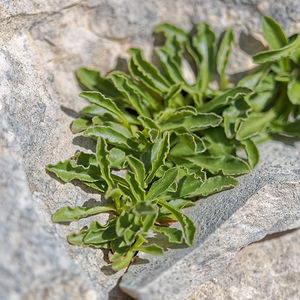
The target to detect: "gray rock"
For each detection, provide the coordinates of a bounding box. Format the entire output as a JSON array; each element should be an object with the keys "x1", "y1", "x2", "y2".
[
  {"x1": 189, "y1": 229, "x2": 300, "y2": 300},
  {"x1": 0, "y1": 1, "x2": 299, "y2": 300},
  {"x1": 0, "y1": 116, "x2": 96, "y2": 300},
  {"x1": 120, "y1": 140, "x2": 300, "y2": 300}
]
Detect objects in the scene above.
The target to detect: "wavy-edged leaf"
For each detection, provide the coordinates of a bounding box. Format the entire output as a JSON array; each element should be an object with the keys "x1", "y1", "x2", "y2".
[
  {"x1": 111, "y1": 250, "x2": 135, "y2": 271},
  {"x1": 76, "y1": 67, "x2": 122, "y2": 98},
  {"x1": 288, "y1": 77, "x2": 300, "y2": 105},
  {"x1": 80, "y1": 91, "x2": 128, "y2": 125},
  {"x1": 170, "y1": 156, "x2": 207, "y2": 182},
  {"x1": 198, "y1": 87, "x2": 252, "y2": 112},
  {"x1": 127, "y1": 155, "x2": 146, "y2": 189},
  {"x1": 236, "y1": 110, "x2": 276, "y2": 140},
  {"x1": 52, "y1": 205, "x2": 115, "y2": 223},
  {"x1": 188, "y1": 175, "x2": 238, "y2": 197},
  {"x1": 155, "y1": 48, "x2": 186, "y2": 85},
  {"x1": 84, "y1": 126, "x2": 139, "y2": 150},
  {"x1": 109, "y1": 72, "x2": 151, "y2": 117},
  {"x1": 217, "y1": 28, "x2": 234, "y2": 89},
  {"x1": 185, "y1": 154, "x2": 250, "y2": 175},
  {"x1": 46, "y1": 160, "x2": 103, "y2": 183},
  {"x1": 203, "y1": 127, "x2": 236, "y2": 156},
  {"x1": 67, "y1": 221, "x2": 106, "y2": 246},
  {"x1": 135, "y1": 244, "x2": 164, "y2": 255},
  {"x1": 165, "y1": 83, "x2": 184, "y2": 108},
  {"x1": 270, "y1": 119, "x2": 300, "y2": 137},
  {"x1": 157, "y1": 199, "x2": 195, "y2": 246},
  {"x1": 262, "y1": 16, "x2": 288, "y2": 49},
  {"x1": 126, "y1": 171, "x2": 145, "y2": 202},
  {"x1": 109, "y1": 148, "x2": 127, "y2": 169},
  {"x1": 129, "y1": 48, "x2": 171, "y2": 93},
  {"x1": 152, "y1": 225, "x2": 183, "y2": 244},
  {"x1": 155, "y1": 23, "x2": 188, "y2": 43},
  {"x1": 253, "y1": 35, "x2": 300, "y2": 64},
  {"x1": 167, "y1": 172, "x2": 204, "y2": 199},
  {"x1": 96, "y1": 138, "x2": 114, "y2": 190},
  {"x1": 160, "y1": 112, "x2": 222, "y2": 131},
  {"x1": 138, "y1": 116, "x2": 160, "y2": 142},
  {"x1": 223, "y1": 97, "x2": 251, "y2": 139},
  {"x1": 240, "y1": 139, "x2": 259, "y2": 168},
  {"x1": 176, "y1": 131, "x2": 206, "y2": 154},
  {"x1": 192, "y1": 23, "x2": 216, "y2": 95},
  {"x1": 163, "y1": 35, "x2": 183, "y2": 67},
  {"x1": 145, "y1": 132, "x2": 170, "y2": 185},
  {"x1": 116, "y1": 211, "x2": 135, "y2": 236},
  {"x1": 146, "y1": 167, "x2": 178, "y2": 201},
  {"x1": 110, "y1": 71, "x2": 162, "y2": 112},
  {"x1": 83, "y1": 219, "x2": 118, "y2": 245},
  {"x1": 70, "y1": 117, "x2": 92, "y2": 133}
]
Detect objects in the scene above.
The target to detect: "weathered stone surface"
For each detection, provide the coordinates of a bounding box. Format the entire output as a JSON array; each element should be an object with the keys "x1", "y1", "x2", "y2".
[
  {"x1": 189, "y1": 229, "x2": 300, "y2": 300},
  {"x1": 120, "y1": 140, "x2": 300, "y2": 300},
  {"x1": 0, "y1": 1, "x2": 299, "y2": 300},
  {"x1": 0, "y1": 116, "x2": 97, "y2": 300}
]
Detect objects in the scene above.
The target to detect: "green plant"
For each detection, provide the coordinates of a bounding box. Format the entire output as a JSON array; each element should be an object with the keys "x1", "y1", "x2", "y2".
[{"x1": 47, "y1": 16, "x2": 300, "y2": 271}]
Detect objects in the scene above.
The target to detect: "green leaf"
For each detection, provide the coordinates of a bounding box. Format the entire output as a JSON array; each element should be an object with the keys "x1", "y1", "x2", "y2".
[
  {"x1": 192, "y1": 23, "x2": 216, "y2": 95},
  {"x1": 109, "y1": 72, "x2": 151, "y2": 117},
  {"x1": 223, "y1": 98, "x2": 251, "y2": 139},
  {"x1": 134, "y1": 244, "x2": 164, "y2": 255},
  {"x1": 240, "y1": 139, "x2": 259, "y2": 168},
  {"x1": 155, "y1": 23, "x2": 188, "y2": 43},
  {"x1": 111, "y1": 251, "x2": 135, "y2": 271},
  {"x1": 163, "y1": 35, "x2": 183, "y2": 67},
  {"x1": 166, "y1": 172, "x2": 204, "y2": 199},
  {"x1": 152, "y1": 225, "x2": 183, "y2": 244},
  {"x1": 185, "y1": 154, "x2": 250, "y2": 175},
  {"x1": 157, "y1": 199, "x2": 195, "y2": 246},
  {"x1": 146, "y1": 167, "x2": 178, "y2": 200},
  {"x1": 145, "y1": 132, "x2": 170, "y2": 185},
  {"x1": 138, "y1": 116, "x2": 160, "y2": 142},
  {"x1": 96, "y1": 138, "x2": 114, "y2": 190},
  {"x1": 262, "y1": 16, "x2": 288, "y2": 50},
  {"x1": 76, "y1": 68, "x2": 122, "y2": 98},
  {"x1": 127, "y1": 155, "x2": 146, "y2": 189},
  {"x1": 84, "y1": 126, "x2": 139, "y2": 150},
  {"x1": 188, "y1": 175, "x2": 239, "y2": 197},
  {"x1": 270, "y1": 120, "x2": 300, "y2": 137},
  {"x1": 160, "y1": 112, "x2": 222, "y2": 131},
  {"x1": 288, "y1": 77, "x2": 300, "y2": 105},
  {"x1": 126, "y1": 170, "x2": 145, "y2": 202},
  {"x1": 203, "y1": 127, "x2": 236, "y2": 156},
  {"x1": 170, "y1": 157, "x2": 207, "y2": 182},
  {"x1": 253, "y1": 35, "x2": 300, "y2": 64},
  {"x1": 52, "y1": 205, "x2": 115, "y2": 223},
  {"x1": 70, "y1": 117, "x2": 92, "y2": 133},
  {"x1": 155, "y1": 48, "x2": 186, "y2": 85},
  {"x1": 176, "y1": 132, "x2": 206, "y2": 154},
  {"x1": 236, "y1": 110, "x2": 276, "y2": 140},
  {"x1": 217, "y1": 28, "x2": 234, "y2": 89},
  {"x1": 116, "y1": 211, "x2": 135, "y2": 236},
  {"x1": 83, "y1": 220, "x2": 118, "y2": 245},
  {"x1": 80, "y1": 91, "x2": 128, "y2": 126},
  {"x1": 238, "y1": 66, "x2": 268, "y2": 89},
  {"x1": 128, "y1": 48, "x2": 171, "y2": 93},
  {"x1": 198, "y1": 87, "x2": 253, "y2": 113},
  {"x1": 46, "y1": 160, "x2": 104, "y2": 183},
  {"x1": 109, "y1": 148, "x2": 127, "y2": 169}
]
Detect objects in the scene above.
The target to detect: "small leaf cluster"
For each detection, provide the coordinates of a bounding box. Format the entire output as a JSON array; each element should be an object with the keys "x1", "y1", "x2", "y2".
[{"x1": 47, "y1": 17, "x2": 300, "y2": 271}]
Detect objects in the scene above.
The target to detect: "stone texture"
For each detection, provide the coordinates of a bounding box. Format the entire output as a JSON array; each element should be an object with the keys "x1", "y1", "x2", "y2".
[
  {"x1": 0, "y1": 1, "x2": 299, "y2": 300},
  {"x1": 0, "y1": 116, "x2": 96, "y2": 300},
  {"x1": 120, "y1": 140, "x2": 300, "y2": 300},
  {"x1": 189, "y1": 229, "x2": 300, "y2": 300}
]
